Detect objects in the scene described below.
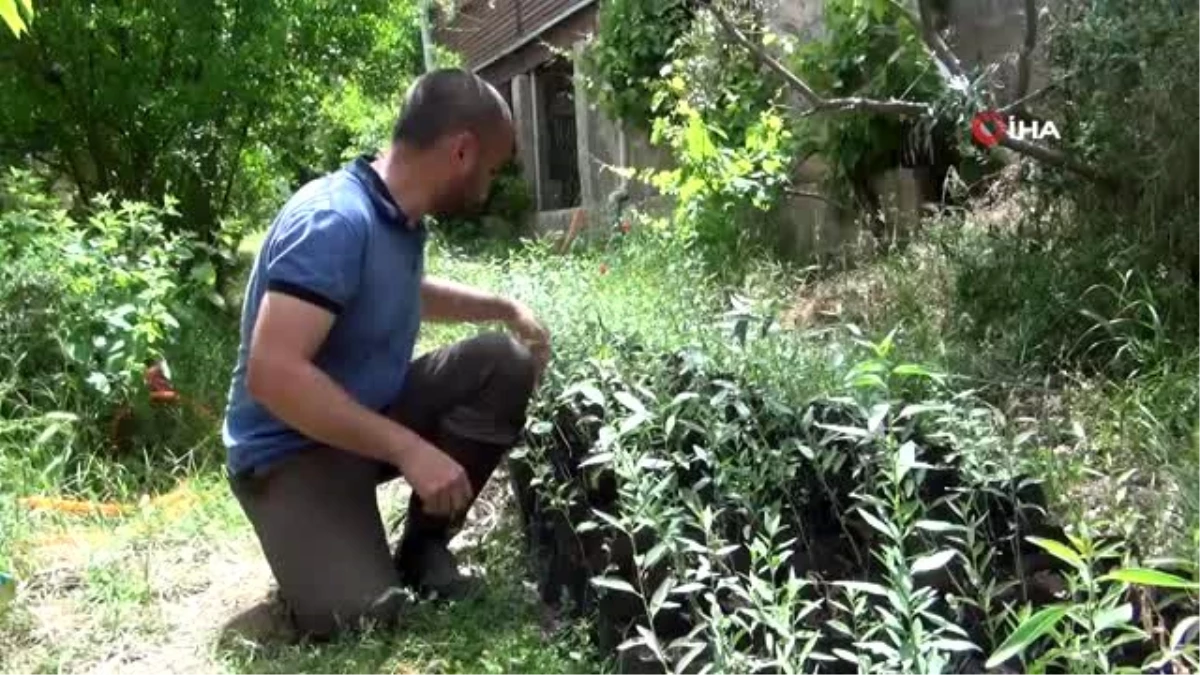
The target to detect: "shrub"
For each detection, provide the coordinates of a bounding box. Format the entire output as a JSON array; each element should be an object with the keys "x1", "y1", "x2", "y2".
[
  {"x1": 0, "y1": 167, "x2": 226, "y2": 493},
  {"x1": 1043, "y1": 0, "x2": 1199, "y2": 276}
]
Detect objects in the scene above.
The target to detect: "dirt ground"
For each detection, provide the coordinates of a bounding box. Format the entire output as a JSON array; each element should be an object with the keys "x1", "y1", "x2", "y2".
[{"x1": 3, "y1": 472, "x2": 521, "y2": 675}]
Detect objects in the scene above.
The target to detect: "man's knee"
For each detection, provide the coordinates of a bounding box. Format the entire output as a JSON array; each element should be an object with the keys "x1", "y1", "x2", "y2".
[{"x1": 467, "y1": 332, "x2": 536, "y2": 395}]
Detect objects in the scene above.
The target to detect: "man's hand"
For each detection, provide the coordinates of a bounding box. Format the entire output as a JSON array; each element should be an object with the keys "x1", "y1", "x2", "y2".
[
  {"x1": 395, "y1": 446, "x2": 473, "y2": 517},
  {"x1": 419, "y1": 277, "x2": 551, "y2": 378},
  {"x1": 505, "y1": 299, "x2": 551, "y2": 378}
]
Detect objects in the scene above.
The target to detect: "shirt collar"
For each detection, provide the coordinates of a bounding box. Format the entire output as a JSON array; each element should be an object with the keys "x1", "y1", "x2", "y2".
[{"x1": 347, "y1": 155, "x2": 421, "y2": 230}]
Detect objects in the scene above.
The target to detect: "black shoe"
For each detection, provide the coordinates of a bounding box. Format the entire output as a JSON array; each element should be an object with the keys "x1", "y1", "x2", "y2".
[{"x1": 396, "y1": 540, "x2": 482, "y2": 601}]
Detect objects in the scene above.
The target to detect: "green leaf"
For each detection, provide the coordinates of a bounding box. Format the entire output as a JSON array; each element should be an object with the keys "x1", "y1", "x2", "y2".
[
  {"x1": 896, "y1": 440, "x2": 917, "y2": 479},
  {"x1": 86, "y1": 372, "x2": 111, "y2": 395},
  {"x1": 564, "y1": 382, "x2": 605, "y2": 407},
  {"x1": 190, "y1": 261, "x2": 216, "y2": 286},
  {"x1": 591, "y1": 576, "x2": 639, "y2": 596},
  {"x1": 1, "y1": 0, "x2": 27, "y2": 36},
  {"x1": 986, "y1": 605, "x2": 1069, "y2": 669},
  {"x1": 857, "y1": 508, "x2": 895, "y2": 539},
  {"x1": 684, "y1": 112, "x2": 715, "y2": 161},
  {"x1": 1101, "y1": 568, "x2": 1200, "y2": 590},
  {"x1": 649, "y1": 576, "x2": 675, "y2": 616},
  {"x1": 912, "y1": 549, "x2": 956, "y2": 574},
  {"x1": 675, "y1": 642, "x2": 706, "y2": 673},
  {"x1": 619, "y1": 411, "x2": 651, "y2": 435},
  {"x1": 915, "y1": 519, "x2": 962, "y2": 533},
  {"x1": 637, "y1": 624, "x2": 664, "y2": 660},
  {"x1": 892, "y1": 363, "x2": 935, "y2": 378},
  {"x1": 613, "y1": 390, "x2": 647, "y2": 415},
  {"x1": 835, "y1": 580, "x2": 890, "y2": 597},
  {"x1": 1093, "y1": 604, "x2": 1134, "y2": 633},
  {"x1": 1027, "y1": 536, "x2": 1085, "y2": 570},
  {"x1": 930, "y1": 639, "x2": 980, "y2": 653},
  {"x1": 867, "y1": 402, "x2": 889, "y2": 435},
  {"x1": 818, "y1": 423, "x2": 870, "y2": 439},
  {"x1": 579, "y1": 451, "x2": 614, "y2": 468},
  {"x1": 672, "y1": 582, "x2": 706, "y2": 595},
  {"x1": 898, "y1": 403, "x2": 948, "y2": 419},
  {"x1": 1170, "y1": 616, "x2": 1200, "y2": 649}
]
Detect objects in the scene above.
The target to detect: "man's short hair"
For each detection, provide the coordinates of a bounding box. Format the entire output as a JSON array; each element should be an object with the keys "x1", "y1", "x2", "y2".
[{"x1": 392, "y1": 69, "x2": 512, "y2": 149}]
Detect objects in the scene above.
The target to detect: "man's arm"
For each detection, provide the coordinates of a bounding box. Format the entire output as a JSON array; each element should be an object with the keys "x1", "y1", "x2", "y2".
[
  {"x1": 421, "y1": 276, "x2": 552, "y2": 372},
  {"x1": 245, "y1": 291, "x2": 471, "y2": 516},
  {"x1": 420, "y1": 276, "x2": 517, "y2": 323}
]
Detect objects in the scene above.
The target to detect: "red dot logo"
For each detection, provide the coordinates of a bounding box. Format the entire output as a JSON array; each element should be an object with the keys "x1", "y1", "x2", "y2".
[{"x1": 971, "y1": 110, "x2": 1007, "y2": 148}]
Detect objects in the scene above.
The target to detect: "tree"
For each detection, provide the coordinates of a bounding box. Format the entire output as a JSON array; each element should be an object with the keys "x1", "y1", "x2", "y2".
[{"x1": 0, "y1": 0, "x2": 421, "y2": 247}]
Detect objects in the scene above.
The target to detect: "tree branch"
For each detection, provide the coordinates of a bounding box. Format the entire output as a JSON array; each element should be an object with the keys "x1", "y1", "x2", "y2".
[
  {"x1": 706, "y1": 1, "x2": 930, "y2": 117},
  {"x1": 999, "y1": 82, "x2": 1054, "y2": 114},
  {"x1": 785, "y1": 188, "x2": 850, "y2": 211},
  {"x1": 915, "y1": 0, "x2": 967, "y2": 80},
  {"x1": 997, "y1": 134, "x2": 1106, "y2": 183},
  {"x1": 705, "y1": 0, "x2": 1111, "y2": 185},
  {"x1": 1015, "y1": 0, "x2": 1037, "y2": 101},
  {"x1": 704, "y1": 1, "x2": 821, "y2": 107}
]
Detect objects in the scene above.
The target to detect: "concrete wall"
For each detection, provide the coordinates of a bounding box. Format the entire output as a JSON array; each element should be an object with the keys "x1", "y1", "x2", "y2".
[{"x1": 529, "y1": 41, "x2": 676, "y2": 236}]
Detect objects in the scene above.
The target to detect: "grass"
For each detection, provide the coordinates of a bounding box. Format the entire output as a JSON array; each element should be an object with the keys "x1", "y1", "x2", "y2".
[
  {"x1": 3, "y1": 228, "x2": 660, "y2": 674},
  {"x1": 0, "y1": 471, "x2": 604, "y2": 674},
  {"x1": 2, "y1": 198, "x2": 1196, "y2": 673}
]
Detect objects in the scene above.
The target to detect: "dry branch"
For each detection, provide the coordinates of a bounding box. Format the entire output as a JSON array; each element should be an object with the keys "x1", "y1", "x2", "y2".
[{"x1": 997, "y1": 134, "x2": 1105, "y2": 183}]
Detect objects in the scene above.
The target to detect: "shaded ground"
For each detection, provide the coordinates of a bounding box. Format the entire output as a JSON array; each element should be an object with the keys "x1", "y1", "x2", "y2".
[{"x1": 0, "y1": 469, "x2": 602, "y2": 674}]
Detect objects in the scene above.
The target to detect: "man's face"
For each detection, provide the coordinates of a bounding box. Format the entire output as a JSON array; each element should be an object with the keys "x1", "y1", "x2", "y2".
[{"x1": 429, "y1": 125, "x2": 515, "y2": 219}]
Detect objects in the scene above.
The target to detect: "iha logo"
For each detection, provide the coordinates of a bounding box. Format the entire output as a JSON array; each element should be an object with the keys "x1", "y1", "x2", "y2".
[{"x1": 971, "y1": 110, "x2": 1061, "y2": 147}]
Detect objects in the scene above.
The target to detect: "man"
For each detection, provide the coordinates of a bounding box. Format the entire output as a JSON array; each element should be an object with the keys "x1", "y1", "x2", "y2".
[{"x1": 222, "y1": 69, "x2": 550, "y2": 639}]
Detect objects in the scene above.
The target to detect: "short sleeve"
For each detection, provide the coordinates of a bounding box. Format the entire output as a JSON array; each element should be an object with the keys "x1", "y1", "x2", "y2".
[{"x1": 264, "y1": 209, "x2": 365, "y2": 314}]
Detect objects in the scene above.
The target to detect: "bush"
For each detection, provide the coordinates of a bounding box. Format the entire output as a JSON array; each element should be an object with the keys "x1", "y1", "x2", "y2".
[
  {"x1": 1044, "y1": 0, "x2": 1199, "y2": 276},
  {"x1": 0, "y1": 167, "x2": 230, "y2": 495}
]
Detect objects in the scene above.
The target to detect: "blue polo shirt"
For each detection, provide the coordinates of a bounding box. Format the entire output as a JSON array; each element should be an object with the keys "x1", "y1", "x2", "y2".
[{"x1": 222, "y1": 156, "x2": 427, "y2": 475}]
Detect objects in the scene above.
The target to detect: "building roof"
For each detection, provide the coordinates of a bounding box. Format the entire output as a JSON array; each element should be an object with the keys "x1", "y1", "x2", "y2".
[{"x1": 435, "y1": 0, "x2": 596, "y2": 83}]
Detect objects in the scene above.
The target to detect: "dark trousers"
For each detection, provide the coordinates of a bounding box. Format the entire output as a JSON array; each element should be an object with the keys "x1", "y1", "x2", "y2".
[{"x1": 229, "y1": 333, "x2": 536, "y2": 638}]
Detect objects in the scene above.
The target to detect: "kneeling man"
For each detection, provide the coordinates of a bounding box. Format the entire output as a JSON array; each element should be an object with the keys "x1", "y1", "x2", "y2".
[{"x1": 222, "y1": 68, "x2": 550, "y2": 639}]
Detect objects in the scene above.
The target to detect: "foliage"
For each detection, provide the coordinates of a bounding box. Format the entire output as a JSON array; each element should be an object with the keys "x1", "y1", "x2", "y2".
[
  {"x1": 585, "y1": 0, "x2": 952, "y2": 261},
  {"x1": 1, "y1": 0, "x2": 30, "y2": 36},
  {"x1": 642, "y1": 94, "x2": 796, "y2": 262},
  {"x1": 602, "y1": 10, "x2": 794, "y2": 263},
  {"x1": 786, "y1": 0, "x2": 949, "y2": 207},
  {"x1": 515, "y1": 296, "x2": 1198, "y2": 672},
  {"x1": 1044, "y1": 0, "x2": 1199, "y2": 276},
  {"x1": 1, "y1": 168, "x2": 218, "y2": 401},
  {"x1": 0, "y1": 167, "x2": 231, "y2": 496},
  {"x1": 0, "y1": 0, "x2": 422, "y2": 248},
  {"x1": 580, "y1": 0, "x2": 694, "y2": 128}
]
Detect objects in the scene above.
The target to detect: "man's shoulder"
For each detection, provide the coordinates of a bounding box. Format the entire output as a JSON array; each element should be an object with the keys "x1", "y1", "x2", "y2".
[{"x1": 269, "y1": 171, "x2": 374, "y2": 242}]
